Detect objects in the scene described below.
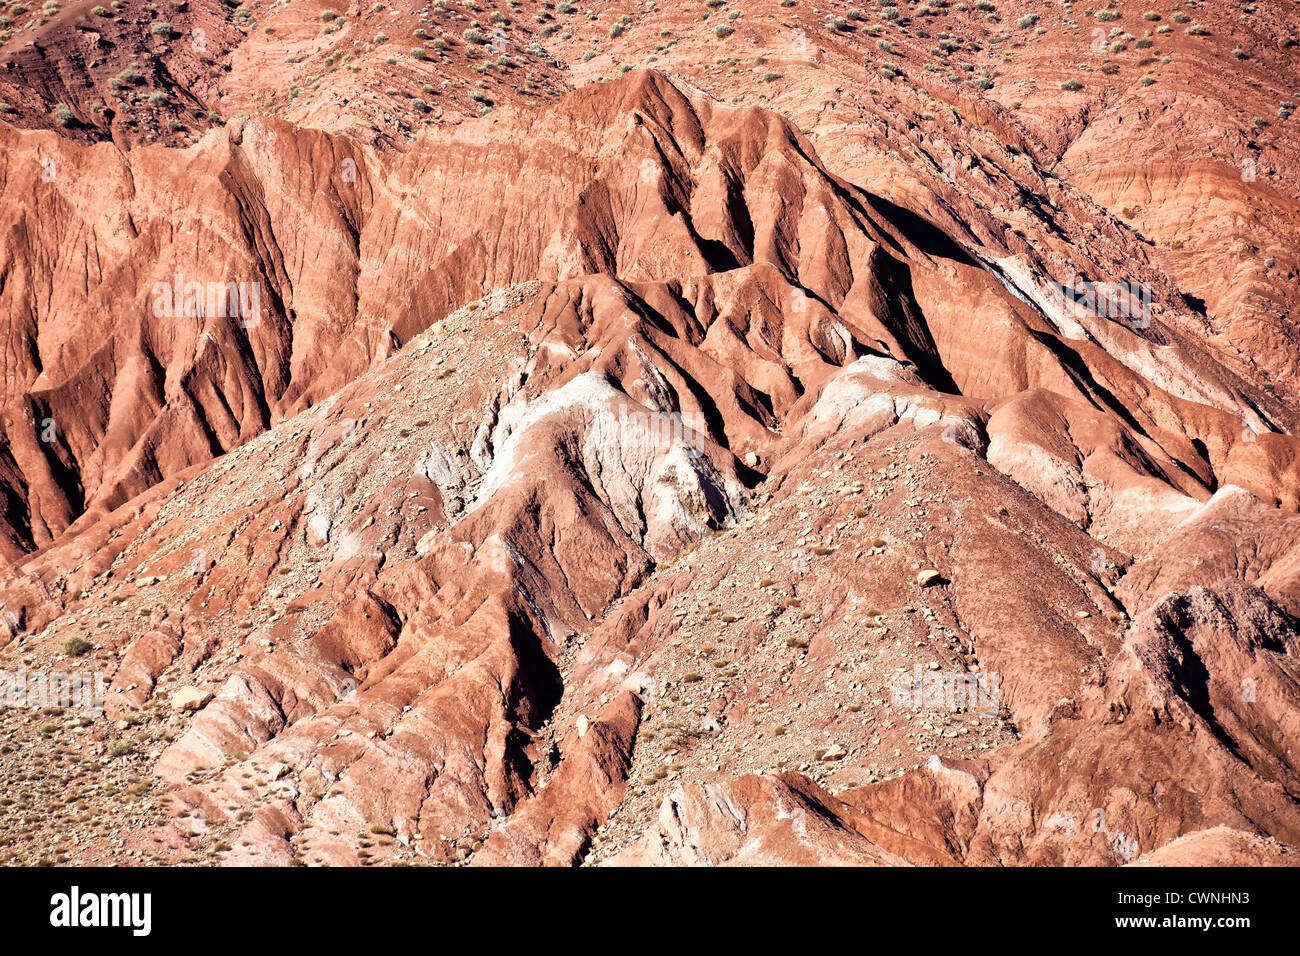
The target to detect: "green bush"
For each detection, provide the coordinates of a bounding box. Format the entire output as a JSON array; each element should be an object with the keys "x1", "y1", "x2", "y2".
[{"x1": 61, "y1": 635, "x2": 92, "y2": 656}]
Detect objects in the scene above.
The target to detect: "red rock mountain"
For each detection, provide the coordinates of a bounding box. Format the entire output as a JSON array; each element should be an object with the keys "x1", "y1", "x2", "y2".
[{"x1": 0, "y1": 2, "x2": 1297, "y2": 867}]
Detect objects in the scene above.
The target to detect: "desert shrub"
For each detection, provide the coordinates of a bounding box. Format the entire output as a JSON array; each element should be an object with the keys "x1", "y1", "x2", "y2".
[{"x1": 61, "y1": 636, "x2": 92, "y2": 656}]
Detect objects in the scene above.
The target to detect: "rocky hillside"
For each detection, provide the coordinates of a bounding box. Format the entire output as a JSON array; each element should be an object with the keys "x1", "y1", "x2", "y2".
[{"x1": 0, "y1": 5, "x2": 1297, "y2": 867}]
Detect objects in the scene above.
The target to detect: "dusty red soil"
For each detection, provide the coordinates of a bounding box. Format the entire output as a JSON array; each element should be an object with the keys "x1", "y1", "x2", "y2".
[{"x1": 0, "y1": 2, "x2": 1298, "y2": 867}]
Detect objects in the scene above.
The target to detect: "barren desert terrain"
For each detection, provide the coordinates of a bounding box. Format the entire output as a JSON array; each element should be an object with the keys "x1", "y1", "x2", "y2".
[{"x1": 0, "y1": 0, "x2": 1297, "y2": 870}]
